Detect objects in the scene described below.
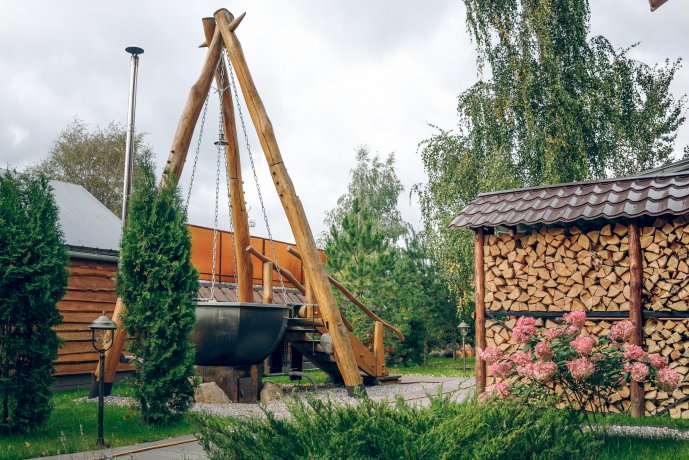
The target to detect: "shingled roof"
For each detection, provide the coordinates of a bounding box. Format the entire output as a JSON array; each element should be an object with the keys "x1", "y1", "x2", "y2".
[{"x1": 450, "y1": 172, "x2": 689, "y2": 229}]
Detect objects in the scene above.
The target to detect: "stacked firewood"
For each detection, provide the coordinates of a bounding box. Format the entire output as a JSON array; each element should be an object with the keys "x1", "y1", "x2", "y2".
[
  {"x1": 641, "y1": 216, "x2": 689, "y2": 312},
  {"x1": 643, "y1": 318, "x2": 689, "y2": 417},
  {"x1": 484, "y1": 224, "x2": 631, "y2": 312}
]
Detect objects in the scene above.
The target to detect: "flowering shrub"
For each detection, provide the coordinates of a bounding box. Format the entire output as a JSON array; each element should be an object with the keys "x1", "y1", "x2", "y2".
[{"x1": 479, "y1": 312, "x2": 683, "y2": 423}]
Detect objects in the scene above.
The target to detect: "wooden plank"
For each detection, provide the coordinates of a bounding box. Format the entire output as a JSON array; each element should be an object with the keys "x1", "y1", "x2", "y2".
[
  {"x1": 374, "y1": 321, "x2": 385, "y2": 377},
  {"x1": 475, "y1": 229, "x2": 486, "y2": 394},
  {"x1": 62, "y1": 291, "x2": 117, "y2": 303},
  {"x1": 628, "y1": 221, "x2": 644, "y2": 417},
  {"x1": 262, "y1": 262, "x2": 274, "y2": 304},
  {"x1": 216, "y1": 8, "x2": 363, "y2": 391}
]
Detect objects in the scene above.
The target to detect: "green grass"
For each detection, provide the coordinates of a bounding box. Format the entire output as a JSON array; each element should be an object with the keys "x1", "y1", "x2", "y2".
[
  {"x1": 0, "y1": 386, "x2": 194, "y2": 460},
  {"x1": 262, "y1": 369, "x2": 330, "y2": 385},
  {"x1": 600, "y1": 436, "x2": 689, "y2": 459},
  {"x1": 604, "y1": 412, "x2": 689, "y2": 430},
  {"x1": 388, "y1": 357, "x2": 475, "y2": 377}
]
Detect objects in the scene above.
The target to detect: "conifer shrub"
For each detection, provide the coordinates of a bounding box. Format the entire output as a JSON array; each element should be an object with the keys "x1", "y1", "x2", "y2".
[
  {"x1": 195, "y1": 394, "x2": 599, "y2": 459},
  {"x1": 0, "y1": 170, "x2": 69, "y2": 434},
  {"x1": 117, "y1": 166, "x2": 198, "y2": 425}
]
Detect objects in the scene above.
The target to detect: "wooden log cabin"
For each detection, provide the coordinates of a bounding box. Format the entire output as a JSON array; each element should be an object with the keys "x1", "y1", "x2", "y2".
[
  {"x1": 452, "y1": 164, "x2": 689, "y2": 418},
  {"x1": 50, "y1": 180, "x2": 313, "y2": 389}
]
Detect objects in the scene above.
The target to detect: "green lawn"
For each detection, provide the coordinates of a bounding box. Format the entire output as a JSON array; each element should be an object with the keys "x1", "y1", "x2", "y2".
[
  {"x1": 263, "y1": 369, "x2": 330, "y2": 385},
  {"x1": 600, "y1": 436, "x2": 689, "y2": 459},
  {"x1": 604, "y1": 413, "x2": 689, "y2": 430},
  {"x1": 0, "y1": 386, "x2": 194, "y2": 460},
  {"x1": 388, "y1": 356, "x2": 475, "y2": 377}
]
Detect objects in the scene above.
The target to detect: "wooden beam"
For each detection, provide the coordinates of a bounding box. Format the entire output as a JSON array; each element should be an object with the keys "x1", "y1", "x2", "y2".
[
  {"x1": 628, "y1": 221, "x2": 644, "y2": 417},
  {"x1": 262, "y1": 262, "x2": 274, "y2": 304},
  {"x1": 203, "y1": 17, "x2": 253, "y2": 303},
  {"x1": 287, "y1": 246, "x2": 405, "y2": 341},
  {"x1": 374, "y1": 321, "x2": 385, "y2": 376},
  {"x1": 246, "y1": 245, "x2": 305, "y2": 293},
  {"x1": 475, "y1": 228, "x2": 486, "y2": 394},
  {"x1": 215, "y1": 8, "x2": 363, "y2": 392},
  {"x1": 163, "y1": 21, "x2": 224, "y2": 184},
  {"x1": 96, "y1": 17, "x2": 225, "y2": 393}
]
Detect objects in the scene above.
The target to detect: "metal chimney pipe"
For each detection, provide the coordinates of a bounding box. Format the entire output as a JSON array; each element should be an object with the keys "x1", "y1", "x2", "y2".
[{"x1": 121, "y1": 46, "x2": 144, "y2": 227}]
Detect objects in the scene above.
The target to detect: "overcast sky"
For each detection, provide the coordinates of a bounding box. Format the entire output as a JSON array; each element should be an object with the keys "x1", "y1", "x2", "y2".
[{"x1": 1, "y1": 1, "x2": 687, "y2": 243}]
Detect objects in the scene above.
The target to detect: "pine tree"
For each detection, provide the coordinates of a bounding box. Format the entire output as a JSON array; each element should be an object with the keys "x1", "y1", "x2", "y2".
[
  {"x1": 0, "y1": 170, "x2": 69, "y2": 433},
  {"x1": 116, "y1": 165, "x2": 198, "y2": 425}
]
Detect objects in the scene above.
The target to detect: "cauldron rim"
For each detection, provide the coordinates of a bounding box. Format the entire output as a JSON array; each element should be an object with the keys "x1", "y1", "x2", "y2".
[{"x1": 194, "y1": 301, "x2": 291, "y2": 309}]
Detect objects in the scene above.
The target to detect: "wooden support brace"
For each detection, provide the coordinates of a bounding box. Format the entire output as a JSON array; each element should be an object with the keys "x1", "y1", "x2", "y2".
[
  {"x1": 215, "y1": 8, "x2": 363, "y2": 392},
  {"x1": 475, "y1": 229, "x2": 487, "y2": 394},
  {"x1": 374, "y1": 321, "x2": 385, "y2": 376},
  {"x1": 628, "y1": 221, "x2": 644, "y2": 417}
]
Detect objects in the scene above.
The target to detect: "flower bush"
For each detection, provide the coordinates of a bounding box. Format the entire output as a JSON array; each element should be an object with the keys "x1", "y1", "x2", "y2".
[{"x1": 479, "y1": 312, "x2": 683, "y2": 424}]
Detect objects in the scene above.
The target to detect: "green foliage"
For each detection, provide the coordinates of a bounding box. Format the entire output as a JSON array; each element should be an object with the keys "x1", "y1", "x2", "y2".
[
  {"x1": 324, "y1": 146, "x2": 408, "y2": 242},
  {"x1": 0, "y1": 170, "x2": 69, "y2": 434},
  {"x1": 30, "y1": 118, "x2": 155, "y2": 215},
  {"x1": 195, "y1": 394, "x2": 599, "y2": 460},
  {"x1": 325, "y1": 150, "x2": 458, "y2": 364},
  {"x1": 117, "y1": 165, "x2": 198, "y2": 425},
  {"x1": 419, "y1": 0, "x2": 686, "y2": 310}
]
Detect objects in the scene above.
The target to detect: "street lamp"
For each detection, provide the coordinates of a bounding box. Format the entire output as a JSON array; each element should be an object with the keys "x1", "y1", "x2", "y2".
[
  {"x1": 89, "y1": 312, "x2": 117, "y2": 449},
  {"x1": 458, "y1": 322, "x2": 470, "y2": 374}
]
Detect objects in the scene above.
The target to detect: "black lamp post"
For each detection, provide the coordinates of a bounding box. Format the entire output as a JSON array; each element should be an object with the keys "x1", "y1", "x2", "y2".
[
  {"x1": 89, "y1": 312, "x2": 117, "y2": 449},
  {"x1": 458, "y1": 322, "x2": 469, "y2": 375}
]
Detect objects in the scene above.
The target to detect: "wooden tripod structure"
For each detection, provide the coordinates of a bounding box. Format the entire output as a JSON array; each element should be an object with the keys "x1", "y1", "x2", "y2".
[{"x1": 97, "y1": 9, "x2": 365, "y2": 393}]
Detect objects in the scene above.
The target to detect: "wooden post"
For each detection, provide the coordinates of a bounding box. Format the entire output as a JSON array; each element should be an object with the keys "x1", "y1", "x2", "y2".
[
  {"x1": 94, "y1": 19, "x2": 226, "y2": 394},
  {"x1": 215, "y1": 8, "x2": 363, "y2": 393},
  {"x1": 262, "y1": 262, "x2": 274, "y2": 304},
  {"x1": 628, "y1": 221, "x2": 644, "y2": 417},
  {"x1": 203, "y1": 17, "x2": 253, "y2": 303},
  {"x1": 374, "y1": 321, "x2": 385, "y2": 376},
  {"x1": 475, "y1": 228, "x2": 486, "y2": 394}
]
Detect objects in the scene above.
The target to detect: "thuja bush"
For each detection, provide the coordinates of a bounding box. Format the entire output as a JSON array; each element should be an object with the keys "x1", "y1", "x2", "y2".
[
  {"x1": 117, "y1": 166, "x2": 198, "y2": 425},
  {"x1": 195, "y1": 394, "x2": 598, "y2": 459},
  {"x1": 479, "y1": 311, "x2": 682, "y2": 426},
  {"x1": 0, "y1": 170, "x2": 69, "y2": 433}
]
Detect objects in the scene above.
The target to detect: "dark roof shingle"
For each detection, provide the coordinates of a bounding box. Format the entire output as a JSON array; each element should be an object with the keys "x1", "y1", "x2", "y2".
[{"x1": 450, "y1": 173, "x2": 689, "y2": 229}]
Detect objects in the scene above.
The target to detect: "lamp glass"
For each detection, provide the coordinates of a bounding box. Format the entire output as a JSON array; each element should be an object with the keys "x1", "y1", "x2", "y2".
[{"x1": 458, "y1": 322, "x2": 469, "y2": 337}]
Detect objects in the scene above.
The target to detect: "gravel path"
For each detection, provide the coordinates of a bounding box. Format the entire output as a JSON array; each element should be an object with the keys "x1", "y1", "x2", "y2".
[
  {"x1": 606, "y1": 424, "x2": 689, "y2": 440},
  {"x1": 76, "y1": 377, "x2": 474, "y2": 420}
]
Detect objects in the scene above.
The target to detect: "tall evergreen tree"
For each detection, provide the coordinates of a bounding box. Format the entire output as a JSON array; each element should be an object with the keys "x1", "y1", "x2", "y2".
[
  {"x1": 0, "y1": 170, "x2": 69, "y2": 433},
  {"x1": 117, "y1": 165, "x2": 198, "y2": 425}
]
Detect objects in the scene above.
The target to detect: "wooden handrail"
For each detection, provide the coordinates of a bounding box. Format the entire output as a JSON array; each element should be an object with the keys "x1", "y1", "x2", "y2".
[
  {"x1": 287, "y1": 246, "x2": 405, "y2": 341},
  {"x1": 245, "y1": 245, "x2": 354, "y2": 332}
]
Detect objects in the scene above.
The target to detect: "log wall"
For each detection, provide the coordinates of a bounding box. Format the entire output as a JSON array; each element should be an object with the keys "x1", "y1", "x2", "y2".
[{"x1": 481, "y1": 215, "x2": 689, "y2": 417}]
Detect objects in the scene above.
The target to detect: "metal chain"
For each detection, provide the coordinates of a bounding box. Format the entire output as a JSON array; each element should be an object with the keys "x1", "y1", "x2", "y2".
[
  {"x1": 216, "y1": 53, "x2": 240, "y2": 290},
  {"x1": 185, "y1": 94, "x2": 211, "y2": 210},
  {"x1": 224, "y1": 48, "x2": 287, "y2": 298}
]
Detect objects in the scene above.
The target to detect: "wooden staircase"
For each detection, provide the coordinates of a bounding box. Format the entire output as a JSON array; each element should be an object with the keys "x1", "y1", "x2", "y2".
[{"x1": 284, "y1": 315, "x2": 401, "y2": 385}]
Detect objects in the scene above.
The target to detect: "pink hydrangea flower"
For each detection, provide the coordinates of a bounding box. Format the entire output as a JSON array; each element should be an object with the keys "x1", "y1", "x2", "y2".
[
  {"x1": 532, "y1": 360, "x2": 558, "y2": 383},
  {"x1": 623, "y1": 343, "x2": 646, "y2": 361},
  {"x1": 512, "y1": 317, "x2": 537, "y2": 343},
  {"x1": 657, "y1": 367, "x2": 683, "y2": 392},
  {"x1": 488, "y1": 360, "x2": 514, "y2": 378},
  {"x1": 610, "y1": 320, "x2": 635, "y2": 342},
  {"x1": 483, "y1": 381, "x2": 510, "y2": 399},
  {"x1": 566, "y1": 358, "x2": 595, "y2": 380},
  {"x1": 648, "y1": 354, "x2": 669, "y2": 370},
  {"x1": 516, "y1": 363, "x2": 535, "y2": 379},
  {"x1": 624, "y1": 362, "x2": 649, "y2": 382},
  {"x1": 571, "y1": 336, "x2": 595, "y2": 356},
  {"x1": 566, "y1": 325, "x2": 580, "y2": 336},
  {"x1": 535, "y1": 342, "x2": 553, "y2": 361},
  {"x1": 563, "y1": 310, "x2": 587, "y2": 329},
  {"x1": 545, "y1": 326, "x2": 565, "y2": 340},
  {"x1": 478, "y1": 346, "x2": 503, "y2": 364},
  {"x1": 511, "y1": 351, "x2": 533, "y2": 367}
]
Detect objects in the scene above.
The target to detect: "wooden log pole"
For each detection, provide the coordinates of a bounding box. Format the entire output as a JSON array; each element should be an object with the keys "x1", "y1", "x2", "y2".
[
  {"x1": 246, "y1": 245, "x2": 305, "y2": 293},
  {"x1": 475, "y1": 228, "x2": 487, "y2": 395},
  {"x1": 262, "y1": 261, "x2": 274, "y2": 304},
  {"x1": 628, "y1": 221, "x2": 644, "y2": 417},
  {"x1": 203, "y1": 18, "x2": 253, "y2": 303},
  {"x1": 94, "y1": 19, "x2": 226, "y2": 394},
  {"x1": 374, "y1": 321, "x2": 385, "y2": 376},
  {"x1": 287, "y1": 246, "x2": 405, "y2": 341},
  {"x1": 215, "y1": 8, "x2": 364, "y2": 393}
]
